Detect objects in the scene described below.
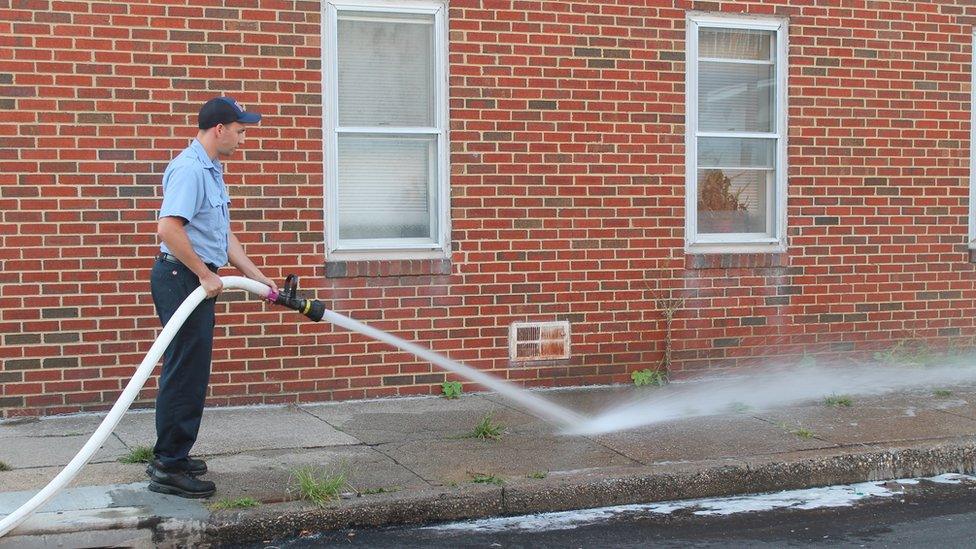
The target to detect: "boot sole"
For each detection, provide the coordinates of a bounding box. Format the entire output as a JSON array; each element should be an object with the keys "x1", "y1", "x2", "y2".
[{"x1": 148, "y1": 481, "x2": 215, "y2": 499}]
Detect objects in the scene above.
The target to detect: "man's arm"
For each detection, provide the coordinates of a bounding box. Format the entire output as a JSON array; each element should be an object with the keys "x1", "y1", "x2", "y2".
[
  {"x1": 157, "y1": 216, "x2": 224, "y2": 298},
  {"x1": 227, "y1": 231, "x2": 278, "y2": 293}
]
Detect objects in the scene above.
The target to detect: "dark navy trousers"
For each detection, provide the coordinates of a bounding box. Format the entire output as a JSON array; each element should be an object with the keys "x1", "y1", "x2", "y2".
[{"x1": 150, "y1": 257, "x2": 217, "y2": 469}]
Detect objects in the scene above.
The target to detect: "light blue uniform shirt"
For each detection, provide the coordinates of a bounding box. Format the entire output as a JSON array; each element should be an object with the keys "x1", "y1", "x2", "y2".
[{"x1": 158, "y1": 139, "x2": 231, "y2": 266}]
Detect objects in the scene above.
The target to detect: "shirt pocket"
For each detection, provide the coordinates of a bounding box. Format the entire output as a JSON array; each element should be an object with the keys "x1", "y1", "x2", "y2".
[
  {"x1": 204, "y1": 181, "x2": 228, "y2": 209},
  {"x1": 203, "y1": 181, "x2": 230, "y2": 233}
]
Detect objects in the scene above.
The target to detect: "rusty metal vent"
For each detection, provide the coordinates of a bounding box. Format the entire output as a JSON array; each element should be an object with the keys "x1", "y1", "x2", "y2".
[{"x1": 509, "y1": 321, "x2": 570, "y2": 362}]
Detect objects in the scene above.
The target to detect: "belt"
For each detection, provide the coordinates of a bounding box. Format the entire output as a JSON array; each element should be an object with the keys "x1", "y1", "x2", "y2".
[{"x1": 157, "y1": 253, "x2": 220, "y2": 273}]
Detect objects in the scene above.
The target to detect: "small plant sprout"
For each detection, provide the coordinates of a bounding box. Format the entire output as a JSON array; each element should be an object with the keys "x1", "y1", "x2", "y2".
[
  {"x1": 209, "y1": 497, "x2": 259, "y2": 511},
  {"x1": 471, "y1": 473, "x2": 504, "y2": 485},
  {"x1": 631, "y1": 368, "x2": 668, "y2": 387},
  {"x1": 728, "y1": 402, "x2": 752, "y2": 413},
  {"x1": 777, "y1": 421, "x2": 816, "y2": 440},
  {"x1": 466, "y1": 412, "x2": 504, "y2": 440},
  {"x1": 934, "y1": 389, "x2": 953, "y2": 398},
  {"x1": 0, "y1": 461, "x2": 11, "y2": 472},
  {"x1": 360, "y1": 486, "x2": 401, "y2": 495},
  {"x1": 824, "y1": 394, "x2": 853, "y2": 407},
  {"x1": 797, "y1": 354, "x2": 818, "y2": 368},
  {"x1": 119, "y1": 445, "x2": 154, "y2": 464},
  {"x1": 291, "y1": 465, "x2": 347, "y2": 507},
  {"x1": 792, "y1": 427, "x2": 815, "y2": 439},
  {"x1": 527, "y1": 471, "x2": 548, "y2": 479},
  {"x1": 441, "y1": 381, "x2": 463, "y2": 399}
]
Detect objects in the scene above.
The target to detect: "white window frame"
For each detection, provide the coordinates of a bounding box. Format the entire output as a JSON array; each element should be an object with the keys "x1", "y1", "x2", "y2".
[
  {"x1": 970, "y1": 31, "x2": 976, "y2": 248},
  {"x1": 685, "y1": 12, "x2": 788, "y2": 254},
  {"x1": 323, "y1": 0, "x2": 450, "y2": 259}
]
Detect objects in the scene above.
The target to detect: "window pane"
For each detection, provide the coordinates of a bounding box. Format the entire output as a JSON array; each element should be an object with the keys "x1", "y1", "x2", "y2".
[
  {"x1": 699, "y1": 61, "x2": 774, "y2": 132},
  {"x1": 699, "y1": 28, "x2": 772, "y2": 61},
  {"x1": 697, "y1": 168, "x2": 769, "y2": 234},
  {"x1": 338, "y1": 135, "x2": 436, "y2": 240},
  {"x1": 338, "y1": 12, "x2": 434, "y2": 126},
  {"x1": 698, "y1": 137, "x2": 774, "y2": 168}
]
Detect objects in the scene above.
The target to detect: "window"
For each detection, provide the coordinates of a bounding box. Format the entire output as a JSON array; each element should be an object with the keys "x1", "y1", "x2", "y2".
[
  {"x1": 685, "y1": 13, "x2": 788, "y2": 253},
  {"x1": 324, "y1": 1, "x2": 449, "y2": 257}
]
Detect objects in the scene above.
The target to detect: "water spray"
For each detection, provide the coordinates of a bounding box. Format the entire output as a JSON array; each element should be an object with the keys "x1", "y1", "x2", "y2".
[{"x1": 0, "y1": 275, "x2": 583, "y2": 538}]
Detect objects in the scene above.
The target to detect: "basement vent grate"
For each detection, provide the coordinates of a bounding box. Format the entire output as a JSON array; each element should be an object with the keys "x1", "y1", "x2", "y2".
[{"x1": 509, "y1": 321, "x2": 571, "y2": 362}]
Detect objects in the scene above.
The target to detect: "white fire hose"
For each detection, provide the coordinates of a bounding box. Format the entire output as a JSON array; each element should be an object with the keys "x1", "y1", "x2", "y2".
[{"x1": 0, "y1": 275, "x2": 582, "y2": 537}]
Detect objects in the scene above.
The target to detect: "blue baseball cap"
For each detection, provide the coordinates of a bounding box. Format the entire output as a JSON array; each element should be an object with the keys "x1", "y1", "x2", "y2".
[{"x1": 198, "y1": 96, "x2": 262, "y2": 129}]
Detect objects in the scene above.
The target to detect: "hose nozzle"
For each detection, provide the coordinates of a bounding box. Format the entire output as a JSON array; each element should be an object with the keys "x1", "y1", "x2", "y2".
[{"x1": 269, "y1": 274, "x2": 325, "y2": 322}]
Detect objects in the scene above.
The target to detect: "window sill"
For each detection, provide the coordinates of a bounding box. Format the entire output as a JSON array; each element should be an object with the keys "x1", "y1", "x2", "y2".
[
  {"x1": 325, "y1": 258, "x2": 452, "y2": 278},
  {"x1": 685, "y1": 252, "x2": 788, "y2": 270}
]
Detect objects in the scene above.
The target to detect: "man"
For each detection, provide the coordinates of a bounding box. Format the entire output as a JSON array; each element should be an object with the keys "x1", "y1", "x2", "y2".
[{"x1": 147, "y1": 96, "x2": 278, "y2": 498}]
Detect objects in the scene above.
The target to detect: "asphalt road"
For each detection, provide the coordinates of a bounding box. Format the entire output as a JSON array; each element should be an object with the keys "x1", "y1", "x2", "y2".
[{"x1": 236, "y1": 475, "x2": 976, "y2": 548}]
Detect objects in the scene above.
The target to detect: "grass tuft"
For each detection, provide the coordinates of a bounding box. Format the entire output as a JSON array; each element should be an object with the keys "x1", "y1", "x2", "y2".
[
  {"x1": 778, "y1": 421, "x2": 816, "y2": 440},
  {"x1": 824, "y1": 394, "x2": 853, "y2": 407},
  {"x1": 119, "y1": 445, "x2": 154, "y2": 464},
  {"x1": 209, "y1": 497, "x2": 259, "y2": 511},
  {"x1": 0, "y1": 461, "x2": 11, "y2": 472},
  {"x1": 934, "y1": 389, "x2": 953, "y2": 398},
  {"x1": 527, "y1": 471, "x2": 548, "y2": 479},
  {"x1": 291, "y1": 466, "x2": 347, "y2": 507},
  {"x1": 471, "y1": 473, "x2": 504, "y2": 485}
]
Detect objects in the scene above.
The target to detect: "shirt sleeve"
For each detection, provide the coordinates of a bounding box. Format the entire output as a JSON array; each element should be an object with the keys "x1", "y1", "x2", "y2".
[{"x1": 158, "y1": 164, "x2": 205, "y2": 222}]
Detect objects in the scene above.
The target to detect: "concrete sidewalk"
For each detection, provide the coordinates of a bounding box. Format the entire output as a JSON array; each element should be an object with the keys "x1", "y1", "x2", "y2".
[{"x1": 3, "y1": 383, "x2": 976, "y2": 547}]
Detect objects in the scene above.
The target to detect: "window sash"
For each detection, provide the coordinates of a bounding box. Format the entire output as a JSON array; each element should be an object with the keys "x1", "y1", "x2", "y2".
[
  {"x1": 325, "y1": 0, "x2": 449, "y2": 255},
  {"x1": 686, "y1": 14, "x2": 788, "y2": 253}
]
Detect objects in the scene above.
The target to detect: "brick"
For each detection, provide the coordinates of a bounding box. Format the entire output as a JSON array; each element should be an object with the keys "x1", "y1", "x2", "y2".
[{"x1": 2, "y1": 0, "x2": 975, "y2": 417}]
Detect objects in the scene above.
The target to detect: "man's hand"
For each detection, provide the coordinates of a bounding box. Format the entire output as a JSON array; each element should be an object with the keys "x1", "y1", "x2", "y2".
[
  {"x1": 253, "y1": 273, "x2": 278, "y2": 294},
  {"x1": 199, "y1": 270, "x2": 224, "y2": 298}
]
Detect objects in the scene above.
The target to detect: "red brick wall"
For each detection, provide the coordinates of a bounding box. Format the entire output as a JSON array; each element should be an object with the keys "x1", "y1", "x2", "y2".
[{"x1": 2, "y1": 0, "x2": 976, "y2": 417}]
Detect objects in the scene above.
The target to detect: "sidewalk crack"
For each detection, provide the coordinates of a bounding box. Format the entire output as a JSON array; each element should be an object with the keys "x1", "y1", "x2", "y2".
[{"x1": 368, "y1": 443, "x2": 435, "y2": 488}]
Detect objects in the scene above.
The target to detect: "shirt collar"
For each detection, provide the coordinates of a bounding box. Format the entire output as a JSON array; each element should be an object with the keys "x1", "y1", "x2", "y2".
[{"x1": 189, "y1": 139, "x2": 222, "y2": 173}]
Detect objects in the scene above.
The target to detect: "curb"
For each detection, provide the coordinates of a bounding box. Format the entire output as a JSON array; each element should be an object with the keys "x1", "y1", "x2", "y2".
[{"x1": 202, "y1": 440, "x2": 976, "y2": 547}]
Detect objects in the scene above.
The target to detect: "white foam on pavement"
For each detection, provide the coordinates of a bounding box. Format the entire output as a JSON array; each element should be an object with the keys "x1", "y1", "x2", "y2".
[{"x1": 427, "y1": 474, "x2": 976, "y2": 533}]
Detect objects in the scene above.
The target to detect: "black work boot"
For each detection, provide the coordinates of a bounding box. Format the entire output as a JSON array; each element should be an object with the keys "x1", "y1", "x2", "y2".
[
  {"x1": 185, "y1": 457, "x2": 208, "y2": 476},
  {"x1": 147, "y1": 459, "x2": 215, "y2": 499},
  {"x1": 146, "y1": 456, "x2": 208, "y2": 477}
]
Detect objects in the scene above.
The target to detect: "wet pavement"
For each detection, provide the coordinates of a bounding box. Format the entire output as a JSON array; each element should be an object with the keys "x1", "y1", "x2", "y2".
[{"x1": 3, "y1": 382, "x2": 976, "y2": 547}]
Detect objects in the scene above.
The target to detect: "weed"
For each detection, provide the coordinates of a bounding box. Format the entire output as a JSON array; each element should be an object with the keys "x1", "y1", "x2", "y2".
[
  {"x1": 797, "y1": 354, "x2": 818, "y2": 368},
  {"x1": 934, "y1": 389, "x2": 953, "y2": 397},
  {"x1": 0, "y1": 461, "x2": 10, "y2": 472},
  {"x1": 291, "y1": 466, "x2": 347, "y2": 507},
  {"x1": 631, "y1": 368, "x2": 668, "y2": 387},
  {"x1": 527, "y1": 471, "x2": 548, "y2": 479},
  {"x1": 777, "y1": 421, "x2": 816, "y2": 440},
  {"x1": 360, "y1": 486, "x2": 401, "y2": 495},
  {"x1": 209, "y1": 497, "x2": 259, "y2": 511},
  {"x1": 728, "y1": 402, "x2": 752, "y2": 413},
  {"x1": 441, "y1": 381, "x2": 463, "y2": 399},
  {"x1": 873, "y1": 339, "x2": 939, "y2": 367},
  {"x1": 471, "y1": 473, "x2": 504, "y2": 485},
  {"x1": 119, "y1": 445, "x2": 154, "y2": 464},
  {"x1": 824, "y1": 394, "x2": 853, "y2": 407},
  {"x1": 792, "y1": 427, "x2": 815, "y2": 439},
  {"x1": 465, "y1": 412, "x2": 504, "y2": 440}
]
